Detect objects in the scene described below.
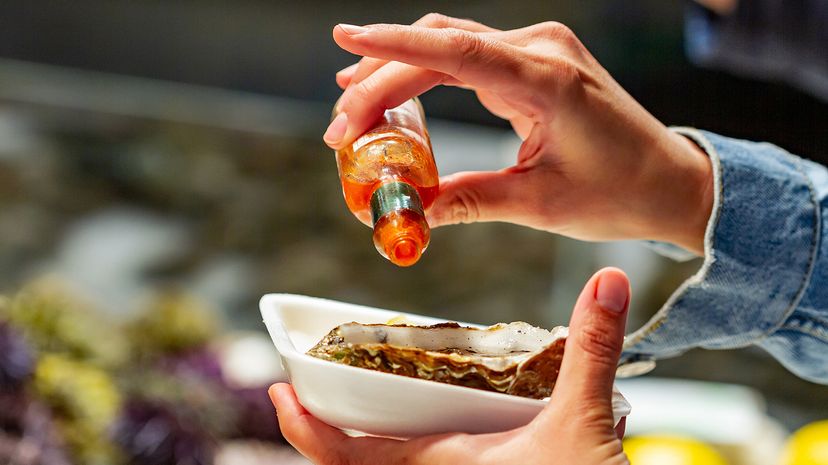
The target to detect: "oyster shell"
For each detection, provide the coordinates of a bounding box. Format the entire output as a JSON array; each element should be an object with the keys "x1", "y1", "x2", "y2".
[{"x1": 306, "y1": 321, "x2": 567, "y2": 399}]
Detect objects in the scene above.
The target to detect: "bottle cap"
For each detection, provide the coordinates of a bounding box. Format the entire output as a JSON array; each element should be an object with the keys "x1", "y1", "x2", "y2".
[{"x1": 372, "y1": 210, "x2": 429, "y2": 267}]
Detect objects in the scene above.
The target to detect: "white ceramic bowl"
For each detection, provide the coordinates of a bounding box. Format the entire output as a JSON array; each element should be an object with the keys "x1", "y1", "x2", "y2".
[{"x1": 260, "y1": 293, "x2": 630, "y2": 438}]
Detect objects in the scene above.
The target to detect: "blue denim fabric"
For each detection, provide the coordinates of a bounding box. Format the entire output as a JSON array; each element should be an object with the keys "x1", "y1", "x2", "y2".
[{"x1": 622, "y1": 129, "x2": 828, "y2": 384}]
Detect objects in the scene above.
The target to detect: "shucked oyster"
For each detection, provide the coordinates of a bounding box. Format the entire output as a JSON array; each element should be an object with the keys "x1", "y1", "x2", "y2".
[{"x1": 307, "y1": 321, "x2": 567, "y2": 399}]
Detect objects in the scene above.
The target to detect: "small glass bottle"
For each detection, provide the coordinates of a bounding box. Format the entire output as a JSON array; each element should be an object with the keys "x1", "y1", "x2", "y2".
[{"x1": 333, "y1": 98, "x2": 439, "y2": 267}]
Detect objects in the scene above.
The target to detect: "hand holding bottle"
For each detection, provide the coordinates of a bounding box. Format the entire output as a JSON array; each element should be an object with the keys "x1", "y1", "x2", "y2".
[{"x1": 326, "y1": 14, "x2": 713, "y2": 254}]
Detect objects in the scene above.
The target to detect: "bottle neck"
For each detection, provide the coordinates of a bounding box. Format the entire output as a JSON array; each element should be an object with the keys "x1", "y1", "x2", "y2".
[
  {"x1": 370, "y1": 181, "x2": 430, "y2": 266},
  {"x1": 370, "y1": 181, "x2": 424, "y2": 226}
]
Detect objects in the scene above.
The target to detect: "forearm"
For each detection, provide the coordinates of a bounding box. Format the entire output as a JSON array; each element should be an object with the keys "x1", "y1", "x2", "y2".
[{"x1": 624, "y1": 130, "x2": 828, "y2": 383}]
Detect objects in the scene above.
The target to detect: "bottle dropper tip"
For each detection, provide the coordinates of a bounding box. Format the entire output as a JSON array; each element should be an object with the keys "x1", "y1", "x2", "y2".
[{"x1": 389, "y1": 238, "x2": 421, "y2": 267}]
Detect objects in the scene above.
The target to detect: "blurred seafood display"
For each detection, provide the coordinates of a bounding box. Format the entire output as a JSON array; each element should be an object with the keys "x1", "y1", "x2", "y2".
[{"x1": 0, "y1": 279, "x2": 307, "y2": 465}]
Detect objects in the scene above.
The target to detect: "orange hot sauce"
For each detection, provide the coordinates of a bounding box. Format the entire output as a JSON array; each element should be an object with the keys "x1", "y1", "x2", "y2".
[{"x1": 334, "y1": 98, "x2": 439, "y2": 266}]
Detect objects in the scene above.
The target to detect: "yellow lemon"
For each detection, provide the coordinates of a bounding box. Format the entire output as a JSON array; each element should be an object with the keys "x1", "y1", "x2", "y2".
[
  {"x1": 780, "y1": 420, "x2": 828, "y2": 465},
  {"x1": 624, "y1": 435, "x2": 729, "y2": 465}
]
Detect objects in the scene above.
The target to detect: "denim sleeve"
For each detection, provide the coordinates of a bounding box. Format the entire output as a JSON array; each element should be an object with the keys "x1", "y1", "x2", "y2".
[{"x1": 622, "y1": 128, "x2": 828, "y2": 384}]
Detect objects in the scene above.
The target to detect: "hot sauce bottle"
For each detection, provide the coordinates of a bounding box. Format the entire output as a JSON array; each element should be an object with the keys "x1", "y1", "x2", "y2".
[{"x1": 333, "y1": 98, "x2": 439, "y2": 267}]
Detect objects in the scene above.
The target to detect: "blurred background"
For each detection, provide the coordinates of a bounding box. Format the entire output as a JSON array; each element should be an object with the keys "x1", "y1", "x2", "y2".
[{"x1": 0, "y1": 1, "x2": 826, "y2": 464}]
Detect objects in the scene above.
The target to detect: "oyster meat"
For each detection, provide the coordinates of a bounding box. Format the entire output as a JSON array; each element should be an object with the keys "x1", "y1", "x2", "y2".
[{"x1": 306, "y1": 321, "x2": 567, "y2": 399}]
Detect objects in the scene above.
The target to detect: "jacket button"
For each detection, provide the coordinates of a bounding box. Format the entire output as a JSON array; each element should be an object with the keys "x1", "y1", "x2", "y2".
[{"x1": 616, "y1": 356, "x2": 656, "y2": 378}]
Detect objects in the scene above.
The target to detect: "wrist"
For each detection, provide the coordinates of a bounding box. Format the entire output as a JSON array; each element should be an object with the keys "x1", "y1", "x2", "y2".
[
  {"x1": 672, "y1": 132, "x2": 714, "y2": 254},
  {"x1": 634, "y1": 129, "x2": 714, "y2": 255}
]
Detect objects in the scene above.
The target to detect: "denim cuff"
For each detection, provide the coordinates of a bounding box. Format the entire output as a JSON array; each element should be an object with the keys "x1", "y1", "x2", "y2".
[
  {"x1": 641, "y1": 240, "x2": 697, "y2": 262},
  {"x1": 623, "y1": 129, "x2": 820, "y2": 359}
]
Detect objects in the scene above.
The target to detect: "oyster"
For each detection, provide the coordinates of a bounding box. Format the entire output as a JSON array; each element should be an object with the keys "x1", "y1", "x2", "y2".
[{"x1": 307, "y1": 321, "x2": 567, "y2": 399}]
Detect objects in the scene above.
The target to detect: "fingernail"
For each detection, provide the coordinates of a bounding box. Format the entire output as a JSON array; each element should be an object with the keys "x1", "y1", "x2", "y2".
[
  {"x1": 338, "y1": 23, "x2": 368, "y2": 35},
  {"x1": 324, "y1": 112, "x2": 348, "y2": 146},
  {"x1": 595, "y1": 272, "x2": 628, "y2": 313},
  {"x1": 268, "y1": 385, "x2": 279, "y2": 406}
]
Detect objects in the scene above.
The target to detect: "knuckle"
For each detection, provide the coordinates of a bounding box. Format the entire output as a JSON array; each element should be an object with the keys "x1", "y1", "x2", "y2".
[
  {"x1": 514, "y1": 53, "x2": 579, "y2": 113},
  {"x1": 576, "y1": 324, "x2": 623, "y2": 364},
  {"x1": 544, "y1": 57, "x2": 580, "y2": 86},
  {"x1": 537, "y1": 21, "x2": 577, "y2": 43},
  {"x1": 348, "y1": 79, "x2": 386, "y2": 111},
  {"x1": 526, "y1": 54, "x2": 580, "y2": 96},
  {"x1": 447, "y1": 28, "x2": 476, "y2": 53},
  {"x1": 420, "y1": 12, "x2": 450, "y2": 27},
  {"x1": 348, "y1": 79, "x2": 373, "y2": 103},
  {"x1": 446, "y1": 29, "x2": 484, "y2": 72},
  {"x1": 448, "y1": 189, "x2": 481, "y2": 224},
  {"x1": 497, "y1": 47, "x2": 527, "y2": 80}
]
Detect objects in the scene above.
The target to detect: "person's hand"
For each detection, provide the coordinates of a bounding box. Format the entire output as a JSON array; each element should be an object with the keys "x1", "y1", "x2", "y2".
[
  {"x1": 270, "y1": 267, "x2": 631, "y2": 465},
  {"x1": 325, "y1": 14, "x2": 713, "y2": 254}
]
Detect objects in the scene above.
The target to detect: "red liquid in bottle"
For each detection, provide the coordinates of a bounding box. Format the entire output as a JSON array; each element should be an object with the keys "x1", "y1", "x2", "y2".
[{"x1": 334, "y1": 99, "x2": 439, "y2": 266}]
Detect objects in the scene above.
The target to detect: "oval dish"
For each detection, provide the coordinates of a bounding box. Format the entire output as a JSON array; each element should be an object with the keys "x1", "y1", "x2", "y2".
[{"x1": 260, "y1": 293, "x2": 630, "y2": 438}]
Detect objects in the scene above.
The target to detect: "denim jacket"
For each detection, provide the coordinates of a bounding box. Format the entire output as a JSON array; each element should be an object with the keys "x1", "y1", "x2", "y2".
[{"x1": 619, "y1": 128, "x2": 828, "y2": 385}]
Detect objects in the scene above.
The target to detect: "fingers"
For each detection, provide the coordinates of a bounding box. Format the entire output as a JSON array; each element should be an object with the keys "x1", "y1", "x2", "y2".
[
  {"x1": 426, "y1": 169, "x2": 543, "y2": 228},
  {"x1": 342, "y1": 14, "x2": 499, "y2": 88},
  {"x1": 336, "y1": 63, "x2": 358, "y2": 89},
  {"x1": 539, "y1": 268, "x2": 629, "y2": 423},
  {"x1": 326, "y1": 61, "x2": 445, "y2": 148},
  {"x1": 269, "y1": 384, "x2": 351, "y2": 463},
  {"x1": 333, "y1": 24, "x2": 525, "y2": 93},
  {"x1": 328, "y1": 19, "x2": 583, "y2": 150},
  {"x1": 327, "y1": 22, "x2": 548, "y2": 149},
  {"x1": 270, "y1": 383, "x2": 457, "y2": 465},
  {"x1": 411, "y1": 12, "x2": 500, "y2": 33},
  {"x1": 327, "y1": 23, "x2": 545, "y2": 149}
]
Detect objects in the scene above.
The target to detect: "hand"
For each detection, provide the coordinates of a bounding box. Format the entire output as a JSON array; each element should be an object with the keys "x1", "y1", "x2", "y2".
[
  {"x1": 325, "y1": 14, "x2": 713, "y2": 254},
  {"x1": 270, "y1": 267, "x2": 631, "y2": 465}
]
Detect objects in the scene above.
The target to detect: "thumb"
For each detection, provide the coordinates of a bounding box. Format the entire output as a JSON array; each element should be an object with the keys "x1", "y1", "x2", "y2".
[
  {"x1": 426, "y1": 169, "x2": 540, "y2": 228},
  {"x1": 546, "y1": 268, "x2": 629, "y2": 416}
]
